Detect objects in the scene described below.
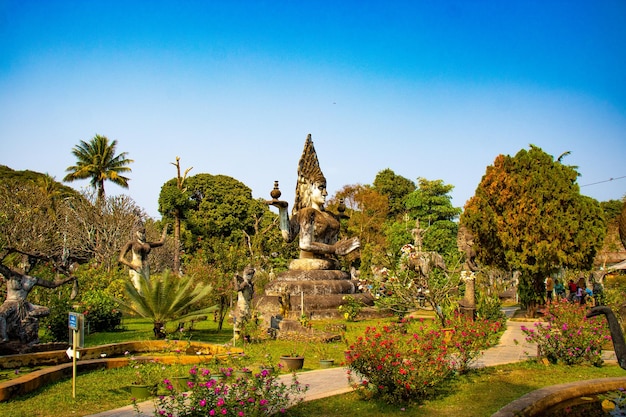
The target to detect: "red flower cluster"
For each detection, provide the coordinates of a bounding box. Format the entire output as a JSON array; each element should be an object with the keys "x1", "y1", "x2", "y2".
[{"x1": 345, "y1": 315, "x2": 502, "y2": 403}]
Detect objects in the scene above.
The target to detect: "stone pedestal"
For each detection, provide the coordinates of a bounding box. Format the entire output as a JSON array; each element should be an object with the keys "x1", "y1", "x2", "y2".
[
  {"x1": 256, "y1": 265, "x2": 373, "y2": 321},
  {"x1": 459, "y1": 270, "x2": 476, "y2": 321}
]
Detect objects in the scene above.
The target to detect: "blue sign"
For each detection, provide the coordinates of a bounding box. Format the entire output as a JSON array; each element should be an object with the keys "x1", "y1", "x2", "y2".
[{"x1": 68, "y1": 312, "x2": 78, "y2": 330}]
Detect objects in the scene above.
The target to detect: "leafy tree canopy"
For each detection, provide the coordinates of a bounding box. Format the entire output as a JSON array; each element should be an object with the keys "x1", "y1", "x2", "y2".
[
  {"x1": 373, "y1": 168, "x2": 415, "y2": 219},
  {"x1": 461, "y1": 145, "x2": 606, "y2": 306},
  {"x1": 63, "y1": 134, "x2": 133, "y2": 200},
  {"x1": 403, "y1": 178, "x2": 462, "y2": 256},
  {"x1": 159, "y1": 173, "x2": 269, "y2": 250}
]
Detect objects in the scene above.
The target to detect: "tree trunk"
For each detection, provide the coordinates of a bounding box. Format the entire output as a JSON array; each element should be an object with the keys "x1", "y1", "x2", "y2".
[{"x1": 173, "y1": 210, "x2": 181, "y2": 274}]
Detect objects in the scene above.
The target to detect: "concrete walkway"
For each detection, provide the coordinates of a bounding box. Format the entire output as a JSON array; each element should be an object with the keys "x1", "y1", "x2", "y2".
[{"x1": 88, "y1": 316, "x2": 545, "y2": 417}]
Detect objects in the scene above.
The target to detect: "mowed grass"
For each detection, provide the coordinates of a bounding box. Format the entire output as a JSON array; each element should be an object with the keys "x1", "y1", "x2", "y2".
[{"x1": 3, "y1": 313, "x2": 625, "y2": 417}]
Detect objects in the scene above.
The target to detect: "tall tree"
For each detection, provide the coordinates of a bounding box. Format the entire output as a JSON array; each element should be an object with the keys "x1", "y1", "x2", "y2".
[
  {"x1": 165, "y1": 156, "x2": 193, "y2": 274},
  {"x1": 461, "y1": 145, "x2": 606, "y2": 315},
  {"x1": 63, "y1": 134, "x2": 133, "y2": 200},
  {"x1": 329, "y1": 184, "x2": 389, "y2": 275},
  {"x1": 403, "y1": 178, "x2": 462, "y2": 256},
  {"x1": 373, "y1": 168, "x2": 415, "y2": 219}
]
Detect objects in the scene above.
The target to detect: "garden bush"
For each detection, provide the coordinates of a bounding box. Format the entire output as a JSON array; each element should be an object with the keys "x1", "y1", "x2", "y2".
[
  {"x1": 521, "y1": 299, "x2": 611, "y2": 366},
  {"x1": 345, "y1": 314, "x2": 502, "y2": 403},
  {"x1": 153, "y1": 365, "x2": 308, "y2": 416},
  {"x1": 41, "y1": 292, "x2": 73, "y2": 342},
  {"x1": 443, "y1": 312, "x2": 504, "y2": 373},
  {"x1": 81, "y1": 289, "x2": 123, "y2": 333}
]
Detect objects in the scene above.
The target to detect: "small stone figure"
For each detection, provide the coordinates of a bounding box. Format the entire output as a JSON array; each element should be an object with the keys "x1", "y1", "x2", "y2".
[
  {"x1": 278, "y1": 291, "x2": 291, "y2": 318},
  {"x1": 457, "y1": 225, "x2": 478, "y2": 272},
  {"x1": 233, "y1": 265, "x2": 255, "y2": 340},
  {"x1": 0, "y1": 263, "x2": 75, "y2": 344},
  {"x1": 119, "y1": 223, "x2": 168, "y2": 291}
]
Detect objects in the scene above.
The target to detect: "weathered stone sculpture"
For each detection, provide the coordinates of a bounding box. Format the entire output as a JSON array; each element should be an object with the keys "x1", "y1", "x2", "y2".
[
  {"x1": 260, "y1": 134, "x2": 372, "y2": 321},
  {"x1": 0, "y1": 262, "x2": 75, "y2": 345},
  {"x1": 233, "y1": 265, "x2": 255, "y2": 340},
  {"x1": 119, "y1": 223, "x2": 168, "y2": 292},
  {"x1": 457, "y1": 225, "x2": 478, "y2": 319}
]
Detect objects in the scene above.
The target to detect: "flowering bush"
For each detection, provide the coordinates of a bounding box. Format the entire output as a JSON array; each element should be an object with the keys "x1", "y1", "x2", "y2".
[
  {"x1": 154, "y1": 365, "x2": 309, "y2": 416},
  {"x1": 345, "y1": 315, "x2": 503, "y2": 403},
  {"x1": 521, "y1": 300, "x2": 611, "y2": 366},
  {"x1": 443, "y1": 312, "x2": 504, "y2": 373},
  {"x1": 338, "y1": 295, "x2": 363, "y2": 321},
  {"x1": 346, "y1": 320, "x2": 451, "y2": 403}
]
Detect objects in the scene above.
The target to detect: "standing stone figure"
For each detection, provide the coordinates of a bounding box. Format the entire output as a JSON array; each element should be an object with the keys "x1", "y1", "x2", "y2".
[
  {"x1": 119, "y1": 224, "x2": 168, "y2": 291},
  {"x1": 457, "y1": 225, "x2": 478, "y2": 318},
  {"x1": 0, "y1": 263, "x2": 75, "y2": 344},
  {"x1": 233, "y1": 265, "x2": 255, "y2": 339}
]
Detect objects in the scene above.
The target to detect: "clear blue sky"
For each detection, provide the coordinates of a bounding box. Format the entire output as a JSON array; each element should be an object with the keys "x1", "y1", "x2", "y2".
[{"x1": 1, "y1": 1, "x2": 625, "y2": 218}]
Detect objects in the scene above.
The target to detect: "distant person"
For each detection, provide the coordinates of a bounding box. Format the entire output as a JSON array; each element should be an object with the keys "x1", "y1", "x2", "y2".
[
  {"x1": 576, "y1": 276, "x2": 587, "y2": 305},
  {"x1": 545, "y1": 276, "x2": 554, "y2": 303},
  {"x1": 554, "y1": 279, "x2": 566, "y2": 300},
  {"x1": 567, "y1": 279, "x2": 578, "y2": 302}
]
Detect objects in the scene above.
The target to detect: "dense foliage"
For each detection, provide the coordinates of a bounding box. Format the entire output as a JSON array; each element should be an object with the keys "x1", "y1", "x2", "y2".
[
  {"x1": 154, "y1": 366, "x2": 308, "y2": 417},
  {"x1": 63, "y1": 134, "x2": 133, "y2": 200},
  {"x1": 461, "y1": 145, "x2": 606, "y2": 310},
  {"x1": 403, "y1": 178, "x2": 462, "y2": 256},
  {"x1": 346, "y1": 315, "x2": 502, "y2": 403},
  {"x1": 521, "y1": 300, "x2": 611, "y2": 366},
  {"x1": 81, "y1": 290, "x2": 123, "y2": 333},
  {"x1": 373, "y1": 168, "x2": 415, "y2": 218}
]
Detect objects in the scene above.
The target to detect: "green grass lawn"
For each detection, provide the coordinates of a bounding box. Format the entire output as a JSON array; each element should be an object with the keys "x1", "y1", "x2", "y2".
[{"x1": 3, "y1": 313, "x2": 625, "y2": 417}]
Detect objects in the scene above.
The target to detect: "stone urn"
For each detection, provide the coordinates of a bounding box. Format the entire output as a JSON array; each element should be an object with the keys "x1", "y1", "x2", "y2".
[{"x1": 280, "y1": 356, "x2": 305, "y2": 371}]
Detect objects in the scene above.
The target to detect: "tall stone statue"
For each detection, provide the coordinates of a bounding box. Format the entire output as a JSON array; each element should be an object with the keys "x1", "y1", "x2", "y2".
[
  {"x1": 270, "y1": 135, "x2": 360, "y2": 267},
  {"x1": 260, "y1": 134, "x2": 371, "y2": 322},
  {"x1": 233, "y1": 265, "x2": 255, "y2": 340},
  {"x1": 119, "y1": 223, "x2": 168, "y2": 291},
  {"x1": 0, "y1": 263, "x2": 75, "y2": 345}
]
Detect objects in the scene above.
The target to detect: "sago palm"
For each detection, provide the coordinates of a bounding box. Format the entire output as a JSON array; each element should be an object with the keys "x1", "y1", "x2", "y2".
[
  {"x1": 63, "y1": 134, "x2": 133, "y2": 201},
  {"x1": 117, "y1": 270, "x2": 217, "y2": 338}
]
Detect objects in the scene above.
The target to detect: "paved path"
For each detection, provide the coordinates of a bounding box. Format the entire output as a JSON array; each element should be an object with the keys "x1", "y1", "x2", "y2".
[{"x1": 88, "y1": 316, "x2": 547, "y2": 417}]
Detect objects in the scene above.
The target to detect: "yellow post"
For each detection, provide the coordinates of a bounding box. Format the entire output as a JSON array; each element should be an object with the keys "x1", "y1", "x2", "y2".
[{"x1": 72, "y1": 329, "x2": 77, "y2": 398}]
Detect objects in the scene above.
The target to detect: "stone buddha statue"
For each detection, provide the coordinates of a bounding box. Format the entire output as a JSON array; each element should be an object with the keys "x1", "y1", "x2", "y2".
[
  {"x1": 270, "y1": 135, "x2": 360, "y2": 271},
  {"x1": 261, "y1": 134, "x2": 371, "y2": 321}
]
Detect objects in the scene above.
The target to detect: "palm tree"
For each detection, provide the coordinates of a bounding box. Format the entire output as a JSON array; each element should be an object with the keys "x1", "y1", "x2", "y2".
[
  {"x1": 116, "y1": 270, "x2": 217, "y2": 338},
  {"x1": 63, "y1": 134, "x2": 133, "y2": 200}
]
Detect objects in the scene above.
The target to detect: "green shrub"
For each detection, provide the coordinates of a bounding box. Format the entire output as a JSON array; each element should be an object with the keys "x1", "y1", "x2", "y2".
[
  {"x1": 81, "y1": 290, "x2": 123, "y2": 333},
  {"x1": 41, "y1": 293, "x2": 73, "y2": 342},
  {"x1": 345, "y1": 315, "x2": 503, "y2": 404},
  {"x1": 476, "y1": 291, "x2": 506, "y2": 323},
  {"x1": 338, "y1": 295, "x2": 364, "y2": 321}
]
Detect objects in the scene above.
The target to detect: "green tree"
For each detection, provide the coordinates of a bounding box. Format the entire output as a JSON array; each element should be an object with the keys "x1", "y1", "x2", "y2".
[
  {"x1": 403, "y1": 178, "x2": 462, "y2": 256},
  {"x1": 330, "y1": 184, "x2": 389, "y2": 274},
  {"x1": 163, "y1": 174, "x2": 266, "y2": 248},
  {"x1": 373, "y1": 168, "x2": 415, "y2": 219},
  {"x1": 160, "y1": 157, "x2": 193, "y2": 274},
  {"x1": 63, "y1": 134, "x2": 133, "y2": 201},
  {"x1": 461, "y1": 145, "x2": 606, "y2": 315}
]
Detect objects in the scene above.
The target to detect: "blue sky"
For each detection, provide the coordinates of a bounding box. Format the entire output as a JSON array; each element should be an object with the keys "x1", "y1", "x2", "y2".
[{"x1": 1, "y1": 1, "x2": 625, "y2": 218}]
